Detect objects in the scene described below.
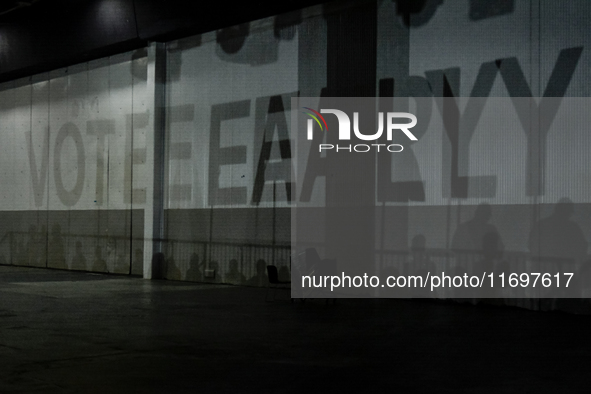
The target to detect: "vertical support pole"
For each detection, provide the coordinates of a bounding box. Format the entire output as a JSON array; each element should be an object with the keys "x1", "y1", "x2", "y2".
[
  {"x1": 324, "y1": 2, "x2": 377, "y2": 293},
  {"x1": 143, "y1": 42, "x2": 166, "y2": 279}
]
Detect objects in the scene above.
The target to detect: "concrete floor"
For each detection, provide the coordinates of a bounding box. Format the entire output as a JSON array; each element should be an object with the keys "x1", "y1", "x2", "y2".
[{"x1": 1, "y1": 266, "x2": 590, "y2": 393}]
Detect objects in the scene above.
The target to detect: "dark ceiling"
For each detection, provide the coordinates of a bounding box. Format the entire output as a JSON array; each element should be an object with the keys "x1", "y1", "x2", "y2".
[
  {"x1": 0, "y1": 0, "x2": 445, "y2": 82},
  {"x1": 0, "y1": 0, "x2": 329, "y2": 82}
]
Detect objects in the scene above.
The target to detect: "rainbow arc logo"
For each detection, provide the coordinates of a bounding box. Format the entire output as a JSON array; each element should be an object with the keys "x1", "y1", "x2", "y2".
[{"x1": 301, "y1": 107, "x2": 328, "y2": 131}]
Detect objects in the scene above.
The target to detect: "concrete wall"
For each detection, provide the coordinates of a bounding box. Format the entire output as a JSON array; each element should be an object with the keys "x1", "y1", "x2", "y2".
[
  {"x1": 0, "y1": 51, "x2": 148, "y2": 275},
  {"x1": 160, "y1": 0, "x2": 591, "y2": 294},
  {"x1": 1, "y1": 1, "x2": 591, "y2": 303}
]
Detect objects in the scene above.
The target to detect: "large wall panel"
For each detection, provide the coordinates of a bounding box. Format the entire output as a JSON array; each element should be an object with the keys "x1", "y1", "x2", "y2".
[
  {"x1": 163, "y1": 17, "x2": 299, "y2": 283},
  {"x1": 0, "y1": 49, "x2": 148, "y2": 275},
  {"x1": 156, "y1": 0, "x2": 591, "y2": 306}
]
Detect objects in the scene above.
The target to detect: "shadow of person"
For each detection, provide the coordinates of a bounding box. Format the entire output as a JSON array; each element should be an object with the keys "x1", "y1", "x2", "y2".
[
  {"x1": 186, "y1": 253, "x2": 204, "y2": 282},
  {"x1": 480, "y1": 232, "x2": 503, "y2": 276},
  {"x1": 529, "y1": 198, "x2": 588, "y2": 307},
  {"x1": 246, "y1": 259, "x2": 267, "y2": 287},
  {"x1": 452, "y1": 203, "x2": 505, "y2": 262},
  {"x1": 225, "y1": 258, "x2": 246, "y2": 284},
  {"x1": 451, "y1": 204, "x2": 504, "y2": 302},
  {"x1": 405, "y1": 234, "x2": 436, "y2": 298},
  {"x1": 167, "y1": 258, "x2": 182, "y2": 281},
  {"x1": 477, "y1": 232, "x2": 507, "y2": 302},
  {"x1": 529, "y1": 198, "x2": 587, "y2": 264},
  {"x1": 71, "y1": 241, "x2": 87, "y2": 271},
  {"x1": 92, "y1": 245, "x2": 107, "y2": 272},
  {"x1": 165, "y1": 243, "x2": 181, "y2": 281},
  {"x1": 215, "y1": 23, "x2": 279, "y2": 65}
]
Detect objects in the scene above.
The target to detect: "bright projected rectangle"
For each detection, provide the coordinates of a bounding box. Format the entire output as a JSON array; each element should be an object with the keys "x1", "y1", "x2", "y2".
[{"x1": 291, "y1": 97, "x2": 591, "y2": 298}]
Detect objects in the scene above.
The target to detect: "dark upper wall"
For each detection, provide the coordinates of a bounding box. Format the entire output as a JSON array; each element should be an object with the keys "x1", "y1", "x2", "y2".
[{"x1": 0, "y1": 0, "x2": 326, "y2": 83}]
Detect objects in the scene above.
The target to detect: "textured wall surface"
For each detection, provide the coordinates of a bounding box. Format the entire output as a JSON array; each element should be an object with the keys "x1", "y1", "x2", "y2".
[
  {"x1": 161, "y1": 0, "x2": 591, "y2": 297},
  {"x1": 1, "y1": 1, "x2": 590, "y2": 302},
  {"x1": 0, "y1": 50, "x2": 148, "y2": 275}
]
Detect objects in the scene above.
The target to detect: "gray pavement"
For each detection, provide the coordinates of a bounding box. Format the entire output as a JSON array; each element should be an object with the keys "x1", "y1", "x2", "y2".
[{"x1": 0, "y1": 265, "x2": 590, "y2": 393}]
